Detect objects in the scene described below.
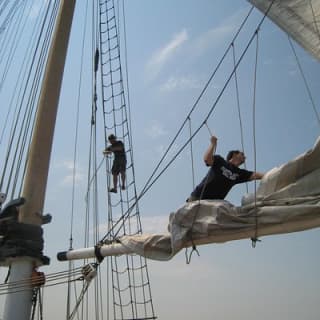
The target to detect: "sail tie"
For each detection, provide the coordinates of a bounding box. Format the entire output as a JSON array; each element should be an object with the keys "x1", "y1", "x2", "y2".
[{"x1": 94, "y1": 243, "x2": 105, "y2": 263}]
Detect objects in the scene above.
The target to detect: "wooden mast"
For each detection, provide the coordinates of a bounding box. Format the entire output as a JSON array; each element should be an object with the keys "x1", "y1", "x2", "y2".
[{"x1": 3, "y1": 1, "x2": 76, "y2": 319}]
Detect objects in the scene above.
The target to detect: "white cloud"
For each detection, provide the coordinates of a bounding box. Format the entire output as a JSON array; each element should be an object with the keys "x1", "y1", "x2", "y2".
[
  {"x1": 145, "y1": 122, "x2": 168, "y2": 139},
  {"x1": 160, "y1": 75, "x2": 202, "y2": 92},
  {"x1": 61, "y1": 172, "x2": 85, "y2": 186},
  {"x1": 145, "y1": 9, "x2": 246, "y2": 86},
  {"x1": 154, "y1": 143, "x2": 179, "y2": 160},
  {"x1": 146, "y1": 29, "x2": 188, "y2": 79},
  {"x1": 193, "y1": 24, "x2": 235, "y2": 56},
  {"x1": 263, "y1": 58, "x2": 274, "y2": 66},
  {"x1": 29, "y1": 0, "x2": 48, "y2": 20},
  {"x1": 189, "y1": 8, "x2": 248, "y2": 58},
  {"x1": 58, "y1": 160, "x2": 75, "y2": 170},
  {"x1": 54, "y1": 160, "x2": 85, "y2": 186}
]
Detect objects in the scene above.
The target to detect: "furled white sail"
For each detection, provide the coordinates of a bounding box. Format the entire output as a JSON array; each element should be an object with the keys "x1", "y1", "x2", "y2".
[
  {"x1": 118, "y1": 136, "x2": 320, "y2": 260},
  {"x1": 248, "y1": 0, "x2": 320, "y2": 61},
  {"x1": 59, "y1": 136, "x2": 320, "y2": 262}
]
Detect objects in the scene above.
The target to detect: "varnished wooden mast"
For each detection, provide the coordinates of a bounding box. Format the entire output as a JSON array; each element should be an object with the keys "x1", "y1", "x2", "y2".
[{"x1": 4, "y1": 1, "x2": 76, "y2": 319}]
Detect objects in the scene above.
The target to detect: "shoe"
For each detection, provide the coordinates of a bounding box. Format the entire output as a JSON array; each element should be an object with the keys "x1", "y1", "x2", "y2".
[
  {"x1": 109, "y1": 188, "x2": 117, "y2": 193},
  {"x1": 121, "y1": 186, "x2": 125, "y2": 190}
]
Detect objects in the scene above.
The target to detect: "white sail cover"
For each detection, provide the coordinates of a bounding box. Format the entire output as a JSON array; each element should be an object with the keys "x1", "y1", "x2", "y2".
[
  {"x1": 119, "y1": 136, "x2": 320, "y2": 260},
  {"x1": 248, "y1": 0, "x2": 320, "y2": 61}
]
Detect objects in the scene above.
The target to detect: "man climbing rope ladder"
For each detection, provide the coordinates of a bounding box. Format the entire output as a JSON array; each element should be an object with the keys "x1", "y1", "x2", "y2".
[
  {"x1": 187, "y1": 135, "x2": 264, "y2": 201},
  {"x1": 103, "y1": 134, "x2": 127, "y2": 193}
]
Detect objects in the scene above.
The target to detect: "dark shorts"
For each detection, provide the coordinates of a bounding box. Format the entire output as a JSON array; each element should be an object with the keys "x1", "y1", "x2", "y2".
[{"x1": 112, "y1": 158, "x2": 127, "y2": 174}]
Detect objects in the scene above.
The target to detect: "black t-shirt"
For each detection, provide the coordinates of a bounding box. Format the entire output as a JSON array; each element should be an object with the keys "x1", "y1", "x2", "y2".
[
  {"x1": 191, "y1": 155, "x2": 253, "y2": 200},
  {"x1": 110, "y1": 140, "x2": 126, "y2": 161}
]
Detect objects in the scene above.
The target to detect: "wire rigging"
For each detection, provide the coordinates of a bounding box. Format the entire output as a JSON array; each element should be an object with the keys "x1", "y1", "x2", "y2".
[
  {"x1": 0, "y1": 0, "x2": 59, "y2": 199},
  {"x1": 287, "y1": 35, "x2": 320, "y2": 128},
  {"x1": 188, "y1": 117, "x2": 195, "y2": 189},
  {"x1": 96, "y1": 0, "x2": 156, "y2": 319},
  {"x1": 0, "y1": 267, "x2": 84, "y2": 295}
]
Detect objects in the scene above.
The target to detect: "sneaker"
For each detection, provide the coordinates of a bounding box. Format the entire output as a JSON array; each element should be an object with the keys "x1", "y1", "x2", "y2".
[{"x1": 109, "y1": 188, "x2": 117, "y2": 193}]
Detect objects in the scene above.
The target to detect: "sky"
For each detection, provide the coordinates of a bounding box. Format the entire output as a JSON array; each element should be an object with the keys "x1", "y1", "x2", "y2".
[{"x1": 1, "y1": 0, "x2": 320, "y2": 319}]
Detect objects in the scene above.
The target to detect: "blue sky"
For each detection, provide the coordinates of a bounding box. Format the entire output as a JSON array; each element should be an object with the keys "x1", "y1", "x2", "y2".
[{"x1": 1, "y1": 1, "x2": 320, "y2": 319}]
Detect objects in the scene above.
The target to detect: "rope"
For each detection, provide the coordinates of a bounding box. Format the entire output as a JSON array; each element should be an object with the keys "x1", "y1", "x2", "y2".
[
  {"x1": 30, "y1": 288, "x2": 38, "y2": 320},
  {"x1": 0, "y1": 0, "x2": 27, "y2": 94},
  {"x1": 0, "y1": 267, "x2": 84, "y2": 296},
  {"x1": 64, "y1": 2, "x2": 93, "y2": 318},
  {"x1": 96, "y1": 1, "x2": 156, "y2": 319},
  {"x1": 68, "y1": 0, "x2": 90, "y2": 242},
  {"x1": 232, "y1": 43, "x2": 248, "y2": 193},
  {"x1": 68, "y1": 281, "x2": 91, "y2": 320},
  {"x1": 204, "y1": 122, "x2": 213, "y2": 136},
  {"x1": 188, "y1": 117, "x2": 195, "y2": 189},
  {"x1": 30, "y1": 287, "x2": 44, "y2": 320},
  {"x1": 12, "y1": 0, "x2": 59, "y2": 198},
  {"x1": 0, "y1": 0, "x2": 59, "y2": 197},
  {"x1": 287, "y1": 35, "x2": 320, "y2": 128},
  {"x1": 251, "y1": 30, "x2": 260, "y2": 247},
  {"x1": 185, "y1": 245, "x2": 200, "y2": 264}
]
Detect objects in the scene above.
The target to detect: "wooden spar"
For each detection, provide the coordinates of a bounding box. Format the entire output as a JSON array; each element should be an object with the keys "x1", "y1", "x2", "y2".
[
  {"x1": 19, "y1": 0, "x2": 76, "y2": 225},
  {"x1": 57, "y1": 243, "x2": 134, "y2": 261},
  {"x1": 4, "y1": 1, "x2": 76, "y2": 319}
]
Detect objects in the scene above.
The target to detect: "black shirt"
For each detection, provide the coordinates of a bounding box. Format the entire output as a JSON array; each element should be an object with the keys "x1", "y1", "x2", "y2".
[
  {"x1": 191, "y1": 155, "x2": 253, "y2": 200},
  {"x1": 109, "y1": 140, "x2": 126, "y2": 161}
]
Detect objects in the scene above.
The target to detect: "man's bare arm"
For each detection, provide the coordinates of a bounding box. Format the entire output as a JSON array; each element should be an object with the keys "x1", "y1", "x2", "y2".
[{"x1": 204, "y1": 136, "x2": 217, "y2": 166}]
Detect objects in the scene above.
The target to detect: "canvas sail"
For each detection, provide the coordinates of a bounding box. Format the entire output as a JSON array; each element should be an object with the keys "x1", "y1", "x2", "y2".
[
  {"x1": 117, "y1": 136, "x2": 320, "y2": 260},
  {"x1": 248, "y1": 0, "x2": 320, "y2": 61}
]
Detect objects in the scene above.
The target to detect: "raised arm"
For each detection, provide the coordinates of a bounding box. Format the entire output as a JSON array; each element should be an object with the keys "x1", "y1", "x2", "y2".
[{"x1": 204, "y1": 135, "x2": 217, "y2": 166}]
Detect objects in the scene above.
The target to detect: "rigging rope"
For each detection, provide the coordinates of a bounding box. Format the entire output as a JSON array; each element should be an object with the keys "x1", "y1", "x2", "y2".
[
  {"x1": 287, "y1": 35, "x2": 320, "y2": 128},
  {"x1": 251, "y1": 30, "x2": 260, "y2": 247},
  {"x1": 75, "y1": 0, "x2": 157, "y2": 319},
  {"x1": 65, "y1": 0, "x2": 93, "y2": 318},
  {"x1": 188, "y1": 117, "x2": 195, "y2": 189},
  {"x1": 232, "y1": 43, "x2": 249, "y2": 194},
  {"x1": 0, "y1": 0, "x2": 59, "y2": 199},
  {"x1": 0, "y1": 267, "x2": 84, "y2": 295}
]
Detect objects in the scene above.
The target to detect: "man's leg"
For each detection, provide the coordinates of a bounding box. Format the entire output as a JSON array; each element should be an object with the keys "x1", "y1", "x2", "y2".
[
  {"x1": 109, "y1": 173, "x2": 118, "y2": 193},
  {"x1": 113, "y1": 174, "x2": 118, "y2": 190},
  {"x1": 120, "y1": 171, "x2": 126, "y2": 190}
]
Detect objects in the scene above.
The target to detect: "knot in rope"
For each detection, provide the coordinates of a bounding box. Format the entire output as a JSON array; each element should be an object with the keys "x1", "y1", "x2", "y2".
[{"x1": 185, "y1": 244, "x2": 200, "y2": 264}]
